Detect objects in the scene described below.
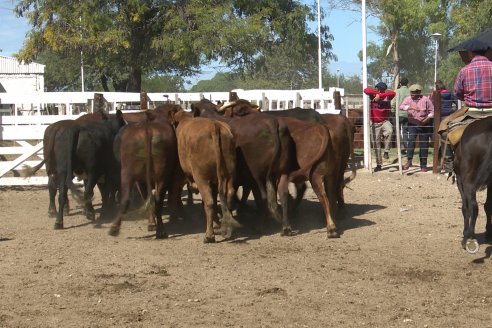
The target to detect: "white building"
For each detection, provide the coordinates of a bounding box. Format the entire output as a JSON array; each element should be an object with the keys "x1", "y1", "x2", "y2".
[{"x1": 0, "y1": 55, "x2": 45, "y2": 93}]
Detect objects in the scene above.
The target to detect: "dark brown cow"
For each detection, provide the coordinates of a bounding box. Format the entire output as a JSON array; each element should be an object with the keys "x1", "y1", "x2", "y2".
[
  {"x1": 21, "y1": 110, "x2": 110, "y2": 217},
  {"x1": 174, "y1": 113, "x2": 238, "y2": 243},
  {"x1": 53, "y1": 111, "x2": 126, "y2": 229},
  {"x1": 109, "y1": 112, "x2": 182, "y2": 239},
  {"x1": 277, "y1": 117, "x2": 340, "y2": 238},
  {"x1": 192, "y1": 99, "x2": 295, "y2": 236}
]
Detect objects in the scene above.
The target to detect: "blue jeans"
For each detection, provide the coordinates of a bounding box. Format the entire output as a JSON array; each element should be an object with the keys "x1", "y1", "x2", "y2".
[{"x1": 407, "y1": 123, "x2": 432, "y2": 167}]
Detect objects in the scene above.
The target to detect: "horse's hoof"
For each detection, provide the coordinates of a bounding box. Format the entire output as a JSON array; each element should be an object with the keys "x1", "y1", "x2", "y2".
[
  {"x1": 54, "y1": 222, "x2": 63, "y2": 230},
  {"x1": 108, "y1": 226, "x2": 120, "y2": 237},
  {"x1": 464, "y1": 238, "x2": 480, "y2": 254},
  {"x1": 327, "y1": 230, "x2": 340, "y2": 238},
  {"x1": 280, "y1": 227, "x2": 297, "y2": 236},
  {"x1": 156, "y1": 231, "x2": 168, "y2": 239},
  {"x1": 147, "y1": 224, "x2": 157, "y2": 232},
  {"x1": 203, "y1": 236, "x2": 216, "y2": 243}
]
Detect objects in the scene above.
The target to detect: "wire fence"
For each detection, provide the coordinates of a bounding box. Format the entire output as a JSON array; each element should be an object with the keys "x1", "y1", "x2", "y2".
[{"x1": 344, "y1": 91, "x2": 449, "y2": 173}]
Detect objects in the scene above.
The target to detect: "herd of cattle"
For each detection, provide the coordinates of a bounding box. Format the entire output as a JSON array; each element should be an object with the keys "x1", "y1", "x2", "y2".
[{"x1": 22, "y1": 98, "x2": 356, "y2": 243}]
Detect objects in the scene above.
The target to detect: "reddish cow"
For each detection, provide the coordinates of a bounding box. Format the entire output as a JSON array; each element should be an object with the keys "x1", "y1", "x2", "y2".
[
  {"x1": 174, "y1": 113, "x2": 238, "y2": 243},
  {"x1": 193, "y1": 99, "x2": 296, "y2": 236},
  {"x1": 109, "y1": 112, "x2": 182, "y2": 238},
  {"x1": 278, "y1": 117, "x2": 340, "y2": 238}
]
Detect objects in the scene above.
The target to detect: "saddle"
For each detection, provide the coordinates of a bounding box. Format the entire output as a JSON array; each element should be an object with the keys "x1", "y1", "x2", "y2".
[{"x1": 438, "y1": 107, "x2": 492, "y2": 146}]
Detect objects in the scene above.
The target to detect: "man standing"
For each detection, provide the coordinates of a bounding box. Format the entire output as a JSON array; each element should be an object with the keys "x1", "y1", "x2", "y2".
[
  {"x1": 391, "y1": 77, "x2": 411, "y2": 154},
  {"x1": 400, "y1": 84, "x2": 434, "y2": 172},
  {"x1": 364, "y1": 82, "x2": 396, "y2": 172}
]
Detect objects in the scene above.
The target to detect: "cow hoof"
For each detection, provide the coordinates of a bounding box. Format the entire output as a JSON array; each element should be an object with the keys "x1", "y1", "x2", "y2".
[
  {"x1": 156, "y1": 231, "x2": 168, "y2": 239},
  {"x1": 63, "y1": 208, "x2": 70, "y2": 215},
  {"x1": 327, "y1": 230, "x2": 340, "y2": 238},
  {"x1": 221, "y1": 226, "x2": 233, "y2": 240},
  {"x1": 48, "y1": 210, "x2": 57, "y2": 218},
  {"x1": 54, "y1": 222, "x2": 64, "y2": 230},
  {"x1": 147, "y1": 224, "x2": 156, "y2": 232},
  {"x1": 108, "y1": 226, "x2": 120, "y2": 237},
  {"x1": 203, "y1": 236, "x2": 216, "y2": 243}
]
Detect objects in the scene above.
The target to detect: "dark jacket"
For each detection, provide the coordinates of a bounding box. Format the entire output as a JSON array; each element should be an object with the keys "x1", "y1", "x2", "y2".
[{"x1": 437, "y1": 89, "x2": 458, "y2": 117}]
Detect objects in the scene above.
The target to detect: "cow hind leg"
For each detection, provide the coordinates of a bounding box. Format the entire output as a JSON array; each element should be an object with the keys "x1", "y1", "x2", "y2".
[
  {"x1": 109, "y1": 176, "x2": 133, "y2": 237},
  {"x1": 154, "y1": 184, "x2": 168, "y2": 239},
  {"x1": 54, "y1": 179, "x2": 68, "y2": 229},
  {"x1": 48, "y1": 174, "x2": 58, "y2": 218},
  {"x1": 197, "y1": 182, "x2": 216, "y2": 243},
  {"x1": 311, "y1": 174, "x2": 339, "y2": 238},
  {"x1": 277, "y1": 174, "x2": 293, "y2": 236}
]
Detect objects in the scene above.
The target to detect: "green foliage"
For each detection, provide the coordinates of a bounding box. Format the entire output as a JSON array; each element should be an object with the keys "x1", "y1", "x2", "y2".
[{"x1": 15, "y1": 0, "x2": 333, "y2": 92}]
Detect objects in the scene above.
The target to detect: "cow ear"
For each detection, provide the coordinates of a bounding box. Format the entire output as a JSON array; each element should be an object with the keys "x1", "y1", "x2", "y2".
[
  {"x1": 168, "y1": 110, "x2": 178, "y2": 127},
  {"x1": 191, "y1": 104, "x2": 201, "y2": 117}
]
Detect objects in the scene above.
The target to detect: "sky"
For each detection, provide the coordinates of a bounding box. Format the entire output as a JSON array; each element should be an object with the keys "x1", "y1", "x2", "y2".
[{"x1": 0, "y1": 1, "x2": 379, "y2": 84}]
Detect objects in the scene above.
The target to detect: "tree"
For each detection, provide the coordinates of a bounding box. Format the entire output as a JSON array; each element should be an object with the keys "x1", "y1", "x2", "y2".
[{"x1": 15, "y1": 0, "x2": 334, "y2": 92}]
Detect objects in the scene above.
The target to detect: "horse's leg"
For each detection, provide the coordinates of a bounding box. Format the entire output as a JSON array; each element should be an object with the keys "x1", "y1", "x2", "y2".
[
  {"x1": 484, "y1": 185, "x2": 492, "y2": 241},
  {"x1": 460, "y1": 178, "x2": 479, "y2": 250}
]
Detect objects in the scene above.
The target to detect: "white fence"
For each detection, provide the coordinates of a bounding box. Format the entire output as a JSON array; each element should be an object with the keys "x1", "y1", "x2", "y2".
[{"x1": 0, "y1": 88, "x2": 344, "y2": 186}]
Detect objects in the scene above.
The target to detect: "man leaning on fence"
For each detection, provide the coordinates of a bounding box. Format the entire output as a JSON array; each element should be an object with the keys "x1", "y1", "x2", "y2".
[
  {"x1": 391, "y1": 77, "x2": 411, "y2": 155},
  {"x1": 364, "y1": 82, "x2": 396, "y2": 172}
]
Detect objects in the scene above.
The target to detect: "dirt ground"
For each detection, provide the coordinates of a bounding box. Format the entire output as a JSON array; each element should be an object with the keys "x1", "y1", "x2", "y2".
[{"x1": 1, "y1": 168, "x2": 492, "y2": 328}]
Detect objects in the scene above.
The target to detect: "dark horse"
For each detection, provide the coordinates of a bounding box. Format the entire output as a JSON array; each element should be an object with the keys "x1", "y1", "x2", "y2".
[{"x1": 453, "y1": 117, "x2": 492, "y2": 253}]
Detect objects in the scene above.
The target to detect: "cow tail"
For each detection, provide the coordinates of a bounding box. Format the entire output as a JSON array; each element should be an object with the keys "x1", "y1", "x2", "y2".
[
  {"x1": 20, "y1": 159, "x2": 45, "y2": 177},
  {"x1": 65, "y1": 128, "x2": 84, "y2": 203},
  {"x1": 143, "y1": 120, "x2": 155, "y2": 216},
  {"x1": 266, "y1": 120, "x2": 282, "y2": 221},
  {"x1": 212, "y1": 123, "x2": 240, "y2": 230},
  {"x1": 289, "y1": 125, "x2": 329, "y2": 183}
]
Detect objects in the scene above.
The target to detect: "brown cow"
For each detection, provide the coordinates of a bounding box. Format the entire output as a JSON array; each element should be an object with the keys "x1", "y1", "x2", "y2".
[
  {"x1": 192, "y1": 99, "x2": 295, "y2": 236},
  {"x1": 261, "y1": 108, "x2": 356, "y2": 208},
  {"x1": 109, "y1": 112, "x2": 182, "y2": 239},
  {"x1": 173, "y1": 113, "x2": 239, "y2": 243},
  {"x1": 321, "y1": 113, "x2": 356, "y2": 207},
  {"x1": 278, "y1": 117, "x2": 340, "y2": 238}
]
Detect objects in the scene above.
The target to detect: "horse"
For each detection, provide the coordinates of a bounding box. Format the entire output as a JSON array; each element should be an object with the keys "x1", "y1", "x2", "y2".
[{"x1": 453, "y1": 117, "x2": 492, "y2": 253}]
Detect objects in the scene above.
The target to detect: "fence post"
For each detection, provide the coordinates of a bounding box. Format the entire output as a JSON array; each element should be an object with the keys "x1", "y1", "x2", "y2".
[
  {"x1": 94, "y1": 93, "x2": 106, "y2": 112},
  {"x1": 140, "y1": 92, "x2": 148, "y2": 110},
  {"x1": 432, "y1": 90, "x2": 442, "y2": 174},
  {"x1": 334, "y1": 91, "x2": 343, "y2": 115}
]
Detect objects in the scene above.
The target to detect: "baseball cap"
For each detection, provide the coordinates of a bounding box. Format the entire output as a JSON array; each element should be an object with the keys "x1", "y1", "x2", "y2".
[
  {"x1": 375, "y1": 82, "x2": 387, "y2": 91},
  {"x1": 409, "y1": 84, "x2": 423, "y2": 92}
]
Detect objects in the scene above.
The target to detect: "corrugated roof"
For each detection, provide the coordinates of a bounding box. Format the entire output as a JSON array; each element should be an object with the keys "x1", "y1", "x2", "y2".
[{"x1": 0, "y1": 56, "x2": 45, "y2": 74}]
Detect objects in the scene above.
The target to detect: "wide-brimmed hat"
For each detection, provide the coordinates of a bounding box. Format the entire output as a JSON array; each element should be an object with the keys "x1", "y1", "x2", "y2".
[{"x1": 409, "y1": 84, "x2": 423, "y2": 92}]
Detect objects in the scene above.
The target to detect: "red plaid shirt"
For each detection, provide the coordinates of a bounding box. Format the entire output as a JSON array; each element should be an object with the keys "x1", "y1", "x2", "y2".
[{"x1": 454, "y1": 55, "x2": 492, "y2": 108}]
